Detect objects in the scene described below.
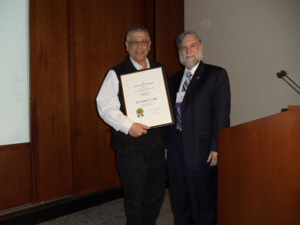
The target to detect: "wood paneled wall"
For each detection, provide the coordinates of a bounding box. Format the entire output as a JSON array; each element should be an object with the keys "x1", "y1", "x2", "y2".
[
  {"x1": 0, "y1": 0, "x2": 183, "y2": 215},
  {"x1": 155, "y1": 0, "x2": 184, "y2": 76},
  {"x1": 0, "y1": 144, "x2": 31, "y2": 211},
  {"x1": 30, "y1": 0, "x2": 73, "y2": 204},
  {"x1": 69, "y1": 0, "x2": 148, "y2": 196}
]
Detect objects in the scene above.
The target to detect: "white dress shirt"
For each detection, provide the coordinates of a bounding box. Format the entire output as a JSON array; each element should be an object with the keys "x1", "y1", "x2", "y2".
[
  {"x1": 96, "y1": 57, "x2": 150, "y2": 134},
  {"x1": 178, "y1": 62, "x2": 200, "y2": 92}
]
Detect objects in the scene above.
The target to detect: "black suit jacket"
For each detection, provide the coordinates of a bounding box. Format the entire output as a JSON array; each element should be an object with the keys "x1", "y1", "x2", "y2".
[{"x1": 167, "y1": 61, "x2": 231, "y2": 170}]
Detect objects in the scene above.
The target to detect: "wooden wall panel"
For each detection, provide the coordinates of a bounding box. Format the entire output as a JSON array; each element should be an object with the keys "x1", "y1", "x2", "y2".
[
  {"x1": 69, "y1": 0, "x2": 150, "y2": 196},
  {"x1": 0, "y1": 0, "x2": 184, "y2": 215},
  {"x1": 0, "y1": 144, "x2": 31, "y2": 212},
  {"x1": 155, "y1": 0, "x2": 184, "y2": 77},
  {"x1": 146, "y1": 0, "x2": 154, "y2": 60},
  {"x1": 30, "y1": 0, "x2": 73, "y2": 203}
]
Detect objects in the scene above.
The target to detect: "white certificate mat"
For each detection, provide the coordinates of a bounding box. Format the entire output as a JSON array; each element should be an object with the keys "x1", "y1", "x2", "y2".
[{"x1": 120, "y1": 67, "x2": 174, "y2": 128}]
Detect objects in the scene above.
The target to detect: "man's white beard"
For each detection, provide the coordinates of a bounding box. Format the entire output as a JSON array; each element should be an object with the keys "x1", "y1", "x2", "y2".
[{"x1": 179, "y1": 50, "x2": 203, "y2": 69}]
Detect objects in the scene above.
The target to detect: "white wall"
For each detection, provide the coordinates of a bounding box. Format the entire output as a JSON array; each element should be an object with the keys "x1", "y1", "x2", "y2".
[{"x1": 185, "y1": 0, "x2": 300, "y2": 126}]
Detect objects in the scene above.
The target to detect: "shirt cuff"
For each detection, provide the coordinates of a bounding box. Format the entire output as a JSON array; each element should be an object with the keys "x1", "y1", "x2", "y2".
[{"x1": 122, "y1": 119, "x2": 134, "y2": 134}]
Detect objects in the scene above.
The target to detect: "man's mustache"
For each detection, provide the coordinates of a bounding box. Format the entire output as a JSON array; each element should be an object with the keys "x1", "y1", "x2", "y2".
[{"x1": 185, "y1": 54, "x2": 195, "y2": 58}]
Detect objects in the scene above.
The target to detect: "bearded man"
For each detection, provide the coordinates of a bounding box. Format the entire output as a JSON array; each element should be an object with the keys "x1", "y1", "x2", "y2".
[{"x1": 166, "y1": 31, "x2": 231, "y2": 225}]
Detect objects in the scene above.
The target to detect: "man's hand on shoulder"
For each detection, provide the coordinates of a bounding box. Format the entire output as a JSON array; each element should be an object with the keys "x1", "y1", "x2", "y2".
[
  {"x1": 207, "y1": 151, "x2": 218, "y2": 166},
  {"x1": 128, "y1": 123, "x2": 150, "y2": 137}
]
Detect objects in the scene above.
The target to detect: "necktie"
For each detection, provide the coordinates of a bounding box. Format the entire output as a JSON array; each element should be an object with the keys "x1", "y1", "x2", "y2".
[{"x1": 176, "y1": 71, "x2": 192, "y2": 131}]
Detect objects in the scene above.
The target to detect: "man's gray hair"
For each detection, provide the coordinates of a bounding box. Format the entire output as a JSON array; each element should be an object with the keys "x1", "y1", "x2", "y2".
[
  {"x1": 176, "y1": 31, "x2": 201, "y2": 49},
  {"x1": 126, "y1": 25, "x2": 151, "y2": 42}
]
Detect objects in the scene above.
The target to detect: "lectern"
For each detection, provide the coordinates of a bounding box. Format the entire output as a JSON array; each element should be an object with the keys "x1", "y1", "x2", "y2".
[{"x1": 218, "y1": 106, "x2": 300, "y2": 225}]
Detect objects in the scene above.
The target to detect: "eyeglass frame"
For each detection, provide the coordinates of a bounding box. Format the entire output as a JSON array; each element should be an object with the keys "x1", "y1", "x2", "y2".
[{"x1": 128, "y1": 40, "x2": 150, "y2": 47}]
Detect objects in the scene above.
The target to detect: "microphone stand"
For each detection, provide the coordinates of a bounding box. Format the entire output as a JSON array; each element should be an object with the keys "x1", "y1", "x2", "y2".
[{"x1": 278, "y1": 70, "x2": 300, "y2": 95}]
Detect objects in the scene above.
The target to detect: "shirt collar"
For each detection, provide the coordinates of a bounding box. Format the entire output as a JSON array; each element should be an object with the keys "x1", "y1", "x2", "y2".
[
  {"x1": 129, "y1": 57, "x2": 150, "y2": 70},
  {"x1": 184, "y1": 62, "x2": 200, "y2": 77}
]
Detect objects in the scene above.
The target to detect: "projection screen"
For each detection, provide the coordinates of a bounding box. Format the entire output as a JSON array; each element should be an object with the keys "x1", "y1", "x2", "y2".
[{"x1": 0, "y1": 0, "x2": 29, "y2": 146}]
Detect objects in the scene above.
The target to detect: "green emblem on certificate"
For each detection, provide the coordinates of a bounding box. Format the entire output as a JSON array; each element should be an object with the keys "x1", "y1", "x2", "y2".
[{"x1": 136, "y1": 108, "x2": 144, "y2": 118}]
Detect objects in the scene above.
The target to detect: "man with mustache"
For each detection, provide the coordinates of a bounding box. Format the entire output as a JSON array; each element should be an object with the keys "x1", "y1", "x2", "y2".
[
  {"x1": 96, "y1": 25, "x2": 168, "y2": 225},
  {"x1": 167, "y1": 31, "x2": 231, "y2": 225}
]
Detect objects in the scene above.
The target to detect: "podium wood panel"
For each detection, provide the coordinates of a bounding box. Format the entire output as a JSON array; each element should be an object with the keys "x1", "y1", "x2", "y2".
[{"x1": 218, "y1": 107, "x2": 300, "y2": 225}]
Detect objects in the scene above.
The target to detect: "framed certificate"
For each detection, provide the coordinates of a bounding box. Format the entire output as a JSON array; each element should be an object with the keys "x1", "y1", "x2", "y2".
[{"x1": 120, "y1": 66, "x2": 174, "y2": 128}]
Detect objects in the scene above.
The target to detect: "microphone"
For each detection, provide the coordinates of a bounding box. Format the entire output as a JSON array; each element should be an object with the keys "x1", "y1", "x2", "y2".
[
  {"x1": 280, "y1": 70, "x2": 300, "y2": 89},
  {"x1": 278, "y1": 70, "x2": 300, "y2": 95},
  {"x1": 280, "y1": 70, "x2": 287, "y2": 77}
]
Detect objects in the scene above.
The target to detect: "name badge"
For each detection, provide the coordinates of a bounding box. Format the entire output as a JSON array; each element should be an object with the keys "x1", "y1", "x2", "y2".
[{"x1": 175, "y1": 92, "x2": 185, "y2": 108}]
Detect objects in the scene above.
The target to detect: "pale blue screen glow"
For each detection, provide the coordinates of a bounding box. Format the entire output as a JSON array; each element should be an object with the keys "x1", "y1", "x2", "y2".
[{"x1": 0, "y1": 0, "x2": 29, "y2": 145}]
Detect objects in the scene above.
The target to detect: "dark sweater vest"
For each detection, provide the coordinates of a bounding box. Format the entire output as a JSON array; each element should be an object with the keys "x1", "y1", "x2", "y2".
[{"x1": 110, "y1": 56, "x2": 169, "y2": 152}]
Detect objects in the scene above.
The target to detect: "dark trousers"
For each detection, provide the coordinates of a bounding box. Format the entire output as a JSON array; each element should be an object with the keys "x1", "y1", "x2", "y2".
[
  {"x1": 116, "y1": 149, "x2": 166, "y2": 225},
  {"x1": 168, "y1": 134, "x2": 217, "y2": 225}
]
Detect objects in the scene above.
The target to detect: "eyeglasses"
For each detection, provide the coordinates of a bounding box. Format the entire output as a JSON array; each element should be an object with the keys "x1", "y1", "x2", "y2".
[{"x1": 128, "y1": 40, "x2": 149, "y2": 47}]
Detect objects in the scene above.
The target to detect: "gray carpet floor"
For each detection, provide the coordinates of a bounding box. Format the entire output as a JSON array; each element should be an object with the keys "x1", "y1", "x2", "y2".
[{"x1": 38, "y1": 189, "x2": 174, "y2": 225}]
